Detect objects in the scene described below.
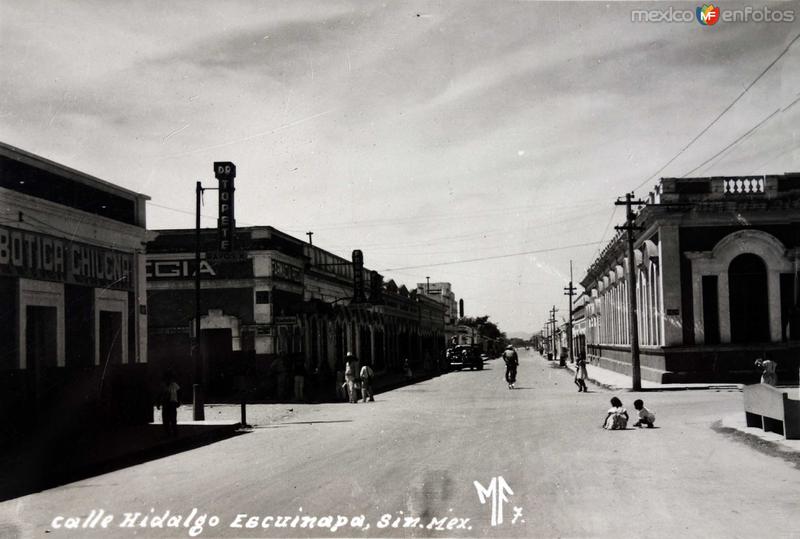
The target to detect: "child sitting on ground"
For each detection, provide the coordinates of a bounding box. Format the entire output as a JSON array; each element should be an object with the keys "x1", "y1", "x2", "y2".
[
  {"x1": 602, "y1": 397, "x2": 629, "y2": 430},
  {"x1": 632, "y1": 399, "x2": 656, "y2": 428}
]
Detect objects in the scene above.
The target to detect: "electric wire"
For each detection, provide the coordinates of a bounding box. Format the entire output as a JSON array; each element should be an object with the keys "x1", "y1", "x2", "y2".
[
  {"x1": 380, "y1": 240, "x2": 605, "y2": 272},
  {"x1": 632, "y1": 31, "x2": 800, "y2": 193}
]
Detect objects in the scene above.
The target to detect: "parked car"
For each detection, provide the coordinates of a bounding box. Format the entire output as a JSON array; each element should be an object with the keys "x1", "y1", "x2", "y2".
[{"x1": 448, "y1": 345, "x2": 483, "y2": 371}]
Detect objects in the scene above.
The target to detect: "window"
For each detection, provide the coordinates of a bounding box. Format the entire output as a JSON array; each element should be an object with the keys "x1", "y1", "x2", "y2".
[{"x1": 255, "y1": 291, "x2": 270, "y2": 304}]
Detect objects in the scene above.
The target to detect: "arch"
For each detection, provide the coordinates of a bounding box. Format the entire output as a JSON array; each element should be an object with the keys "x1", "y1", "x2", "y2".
[
  {"x1": 712, "y1": 230, "x2": 790, "y2": 271},
  {"x1": 640, "y1": 239, "x2": 658, "y2": 270}
]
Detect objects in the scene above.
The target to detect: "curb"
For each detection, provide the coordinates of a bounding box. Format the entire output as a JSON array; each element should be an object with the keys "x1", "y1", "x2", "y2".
[
  {"x1": 558, "y1": 362, "x2": 742, "y2": 392},
  {"x1": 712, "y1": 419, "x2": 800, "y2": 464}
]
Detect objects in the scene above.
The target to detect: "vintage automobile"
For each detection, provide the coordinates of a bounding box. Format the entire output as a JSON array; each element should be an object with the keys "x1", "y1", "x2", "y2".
[{"x1": 447, "y1": 345, "x2": 483, "y2": 371}]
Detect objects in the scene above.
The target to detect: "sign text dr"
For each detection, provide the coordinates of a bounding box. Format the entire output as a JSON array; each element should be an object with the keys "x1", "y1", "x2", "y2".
[{"x1": 214, "y1": 161, "x2": 236, "y2": 251}]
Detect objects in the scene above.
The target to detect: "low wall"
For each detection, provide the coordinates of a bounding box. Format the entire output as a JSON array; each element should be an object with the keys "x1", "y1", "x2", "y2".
[
  {"x1": 586, "y1": 345, "x2": 668, "y2": 383},
  {"x1": 586, "y1": 342, "x2": 800, "y2": 384}
]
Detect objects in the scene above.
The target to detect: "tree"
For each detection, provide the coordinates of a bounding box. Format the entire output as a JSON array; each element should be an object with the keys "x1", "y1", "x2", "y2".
[{"x1": 458, "y1": 315, "x2": 508, "y2": 351}]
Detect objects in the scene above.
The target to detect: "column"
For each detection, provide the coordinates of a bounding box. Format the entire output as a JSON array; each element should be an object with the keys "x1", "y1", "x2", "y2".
[
  {"x1": 659, "y1": 226, "x2": 683, "y2": 346},
  {"x1": 691, "y1": 265, "x2": 705, "y2": 345},
  {"x1": 370, "y1": 326, "x2": 376, "y2": 366},
  {"x1": 768, "y1": 269, "x2": 782, "y2": 342},
  {"x1": 718, "y1": 271, "x2": 731, "y2": 343}
]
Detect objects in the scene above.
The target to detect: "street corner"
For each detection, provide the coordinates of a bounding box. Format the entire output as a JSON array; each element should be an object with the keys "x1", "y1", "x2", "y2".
[{"x1": 714, "y1": 413, "x2": 800, "y2": 468}]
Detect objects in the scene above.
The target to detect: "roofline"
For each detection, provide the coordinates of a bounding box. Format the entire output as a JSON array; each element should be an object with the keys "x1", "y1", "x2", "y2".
[{"x1": 0, "y1": 141, "x2": 150, "y2": 201}]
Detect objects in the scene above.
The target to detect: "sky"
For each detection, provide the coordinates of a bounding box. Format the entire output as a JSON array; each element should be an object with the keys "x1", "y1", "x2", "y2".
[{"x1": 1, "y1": 1, "x2": 799, "y2": 336}]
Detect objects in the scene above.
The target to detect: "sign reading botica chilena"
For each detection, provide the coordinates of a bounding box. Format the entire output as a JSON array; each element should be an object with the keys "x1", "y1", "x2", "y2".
[
  {"x1": 0, "y1": 224, "x2": 133, "y2": 290},
  {"x1": 214, "y1": 161, "x2": 236, "y2": 252}
]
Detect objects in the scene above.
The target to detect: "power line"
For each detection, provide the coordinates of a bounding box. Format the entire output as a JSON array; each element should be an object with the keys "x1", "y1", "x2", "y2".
[
  {"x1": 361, "y1": 205, "x2": 613, "y2": 256},
  {"x1": 380, "y1": 240, "x2": 605, "y2": 271},
  {"x1": 682, "y1": 107, "x2": 781, "y2": 178},
  {"x1": 690, "y1": 92, "x2": 800, "y2": 176},
  {"x1": 633, "y1": 31, "x2": 800, "y2": 193},
  {"x1": 589, "y1": 205, "x2": 619, "y2": 262}
]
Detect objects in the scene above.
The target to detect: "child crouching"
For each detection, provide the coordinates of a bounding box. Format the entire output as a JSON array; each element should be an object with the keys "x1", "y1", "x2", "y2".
[{"x1": 633, "y1": 399, "x2": 656, "y2": 428}]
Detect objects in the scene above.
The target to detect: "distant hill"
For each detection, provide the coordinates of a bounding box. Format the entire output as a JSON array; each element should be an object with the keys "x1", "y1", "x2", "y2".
[{"x1": 506, "y1": 331, "x2": 532, "y2": 340}]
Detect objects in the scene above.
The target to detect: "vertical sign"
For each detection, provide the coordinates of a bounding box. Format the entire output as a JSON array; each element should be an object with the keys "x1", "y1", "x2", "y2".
[
  {"x1": 352, "y1": 249, "x2": 364, "y2": 303},
  {"x1": 214, "y1": 162, "x2": 236, "y2": 251},
  {"x1": 369, "y1": 270, "x2": 383, "y2": 304}
]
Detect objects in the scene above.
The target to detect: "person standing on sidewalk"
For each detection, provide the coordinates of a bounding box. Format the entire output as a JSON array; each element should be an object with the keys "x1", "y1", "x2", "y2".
[
  {"x1": 502, "y1": 345, "x2": 519, "y2": 389},
  {"x1": 755, "y1": 357, "x2": 777, "y2": 385},
  {"x1": 292, "y1": 356, "x2": 306, "y2": 403},
  {"x1": 335, "y1": 356, "x2": 347, "y2": 402},
  {"x1": 359, "y1": 360, "x2": 375, "y2": 402},
  {"x1": 574, "y1": 353, "x2": 588, "y2": 393},
  {"x1": 344, "y1": 352, "x2": 359, "y2": 403},
  {"x1": 157, "y1": 371, "x2": 180, "y2": 437}
]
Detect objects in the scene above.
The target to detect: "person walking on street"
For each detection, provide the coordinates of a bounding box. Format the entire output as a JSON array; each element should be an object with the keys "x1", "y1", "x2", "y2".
[
  {"x1": 502, "y1": 345, "x2": 519, "y2": 389},
  {"x1": 344, "y1": 352, "x2": 359, "y2": 403},
  {"x1": 574, "y1": 353, "x2": 588, "y2": 392},
  {"x1": 359, "y1": 360, "x2": 375, "y2": 402}
]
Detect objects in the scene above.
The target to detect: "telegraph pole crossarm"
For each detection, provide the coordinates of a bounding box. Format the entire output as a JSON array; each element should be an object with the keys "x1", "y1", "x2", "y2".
[{"x1": 614, "y1": 192, "x2": 646, "y2": 391}]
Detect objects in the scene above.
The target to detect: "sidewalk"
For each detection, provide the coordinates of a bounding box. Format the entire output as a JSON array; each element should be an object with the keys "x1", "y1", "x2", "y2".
[
  {"x1": 1, "y1": 368, "x2": 439, "y2": 501},
  {"x1": 559, "y1": 358, "x2": 741, "y2": 391}
]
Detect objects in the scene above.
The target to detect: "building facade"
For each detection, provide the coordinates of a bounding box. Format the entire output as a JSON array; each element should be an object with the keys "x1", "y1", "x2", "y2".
[
  {"x1": 0, "y1": 142, "x2": 151, "y2": 431},
  {"x1": 146, "y1": 226, "x2": 447, "y2": 399},
  {"x1": 415, "y1": 281, "x2": 458, "y2": 342},
  {"x1": 581, "y1": 174, "x2": 800, "y2": 383}
]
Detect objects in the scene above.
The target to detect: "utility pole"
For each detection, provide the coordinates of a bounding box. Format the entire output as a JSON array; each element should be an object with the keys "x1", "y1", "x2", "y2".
[
  {"x1": 549, "y1": 306, "x2": 561, "y2": 366},
  {"x1": 426, "y1": 276, "x2": 430, "y2": 294},
  {"x1": 544, "y1": 320, "x2": 549, "y2": 357},
  {"x1": 564, "y1": 260, "x2": 576, "y2": 364},
  {"x1": 615, "y1": 192, "x2": 646, "y2": 391},
  {"x1": 193, "y1": 181, "x2": 205, "y2": 420},
  {"x1": 306, "y1": 231, "x2": 314, "y2": 245}
]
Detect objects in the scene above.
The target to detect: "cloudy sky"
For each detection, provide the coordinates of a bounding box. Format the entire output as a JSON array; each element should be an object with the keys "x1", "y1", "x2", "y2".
[{"x1": 1, "y1": 1, "x2": 798, "y2": 335}]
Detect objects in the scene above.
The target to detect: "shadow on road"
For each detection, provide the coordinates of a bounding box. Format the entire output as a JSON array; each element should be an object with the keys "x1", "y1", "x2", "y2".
[{"x1": 0, "y1": 424, "x2": 244, "y2": 502}]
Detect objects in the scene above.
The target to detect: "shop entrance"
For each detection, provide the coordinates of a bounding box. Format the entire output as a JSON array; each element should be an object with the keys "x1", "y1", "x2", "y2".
[
  {"x1": 98, "y1": 310, "x2": 123, "y2": 365},
  {"x1": 202, "y1": 328, "x2": 233, "y2": 395},
  {"x1": 26, "y1": 305, "x2": 58, "y2": 406},
  {"x1": 729, "y1": 253, "x2": 770, "y2": 343}
]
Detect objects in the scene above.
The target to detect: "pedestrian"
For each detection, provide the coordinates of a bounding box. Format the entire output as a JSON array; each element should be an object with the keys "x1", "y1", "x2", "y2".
[
  {"x1": 293, "y1": 356, "x2": 306, "y2": 402},
  {"x1": 359, "y1": 360, "x2": 375, "y2": 402},
  {"x1": 157, "y1": 371, "x2": 180, "y2": 437},
  {"x1": 502, "y1": 345, "x2": 518, "y2": 389},
  {"x1": 344, "y1": 352, "x2": 359, "y2": 403},
  {"x1": 603, "y1": 397, "x2": 629, "y2": 430},
  {"x1": 335, "y1": 357, "x2": 347, "y2": 402},
  {"x1": 574, "y1": 353, "x2": 588, "y2": 392},
  {"x1": 632, "y1": 399, "x2": 656, "y2": 428},
  {"x1": 403, "y1": 358, "x2": 413, "y2": 380},
  {"x1": 754, "y1": 357, "x2": 777, "y2": 385}
]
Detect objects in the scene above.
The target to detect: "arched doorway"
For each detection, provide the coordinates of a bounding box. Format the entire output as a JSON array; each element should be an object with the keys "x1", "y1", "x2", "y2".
[{"x1": 729, "y1": 253, "x2": 769, "y2": 343}]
